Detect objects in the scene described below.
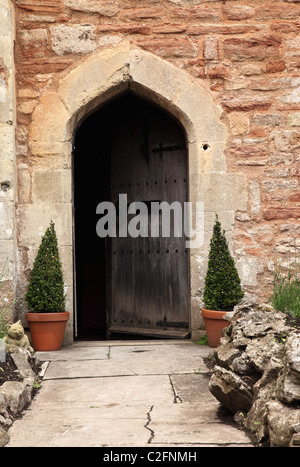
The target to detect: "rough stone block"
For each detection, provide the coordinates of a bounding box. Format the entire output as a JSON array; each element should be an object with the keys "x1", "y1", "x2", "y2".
[
  {"x1": 50, "y1": 24, "x2": 96, "y2": 56},
  {"x1": 236, "y1": 257, "x2": 258, "y2": 287},
  {"x1": 209, "y1": 365, "x2": 253, "y2": 413}
]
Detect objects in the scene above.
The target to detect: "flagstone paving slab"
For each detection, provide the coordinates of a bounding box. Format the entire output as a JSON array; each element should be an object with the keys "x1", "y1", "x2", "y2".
[{"x1": 6, "y1": 341, "x2": 253, "y2": 447}]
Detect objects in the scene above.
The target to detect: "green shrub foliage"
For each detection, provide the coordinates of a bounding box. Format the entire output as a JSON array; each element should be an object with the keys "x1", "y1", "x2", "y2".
[
  {"x1": 25, "y1": 221, "x2": 65, "y2": 313},
  {"x1": 203, "y1": 215, "x2": 244, "y2": 311}
]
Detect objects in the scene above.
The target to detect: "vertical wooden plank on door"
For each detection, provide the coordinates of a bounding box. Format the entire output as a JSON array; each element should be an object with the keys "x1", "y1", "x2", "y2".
[{"x1": 108, "y1": 94, "x2": 189, "y2": 338}]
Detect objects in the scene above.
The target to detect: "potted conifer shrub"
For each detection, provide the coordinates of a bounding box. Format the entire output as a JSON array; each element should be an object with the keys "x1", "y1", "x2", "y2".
[
  {"x1": 25, "y1": 221, "x2": 69, "y2": 351},
  {"x1": 202, "y1": 215, "x2": 244, "y2": 347}
]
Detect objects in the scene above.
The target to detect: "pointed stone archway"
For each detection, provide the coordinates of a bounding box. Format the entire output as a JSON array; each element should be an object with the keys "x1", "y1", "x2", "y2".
[{"x1": 20, "y1": 42, "x2": 247, "y2": 343}]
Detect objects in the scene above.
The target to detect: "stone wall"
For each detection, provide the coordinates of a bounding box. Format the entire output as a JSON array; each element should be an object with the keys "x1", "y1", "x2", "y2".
[
  {"x1": 0, "y1": 0, "x2": 16, "y2": 321},
  {"x1": 209, "y1": 303, "x2": 300, "y2": 447},
  {"x1": 9, "y1": 0, "x2": 300, "y2": 340}
]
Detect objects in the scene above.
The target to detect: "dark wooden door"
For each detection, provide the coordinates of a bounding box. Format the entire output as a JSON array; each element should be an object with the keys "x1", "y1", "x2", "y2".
[{"x1": 108, "y1": 94, "x2": 189, "y2": 338}]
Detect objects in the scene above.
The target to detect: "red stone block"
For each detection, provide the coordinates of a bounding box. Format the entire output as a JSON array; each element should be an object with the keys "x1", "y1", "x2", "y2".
[
  {"x1": 289, "y1": 193, "x2": 300, "y2": 202},
  {"x1": 263, "y1": 208, "x2": 300, "y2": 220},
  {"x1": 266, "y1": 61, "x2": 286, "y2": 73},
  {"x1": 224, "y1": 36, "x2": 281, "y2": 61}
]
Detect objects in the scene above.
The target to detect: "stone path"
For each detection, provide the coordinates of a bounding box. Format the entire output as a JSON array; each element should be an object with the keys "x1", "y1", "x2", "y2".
[{"x1": 6, "y1": 340, "x2": 253, "y2": 447}]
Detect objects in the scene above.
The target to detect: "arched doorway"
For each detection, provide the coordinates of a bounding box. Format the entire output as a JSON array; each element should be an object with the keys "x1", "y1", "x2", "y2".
[
  {"x1": 73, "y1": 92, "x2": 190, "y2": 339},
  {"x1": 27, "y1": 43, "x2": 238, "y2": 344}
]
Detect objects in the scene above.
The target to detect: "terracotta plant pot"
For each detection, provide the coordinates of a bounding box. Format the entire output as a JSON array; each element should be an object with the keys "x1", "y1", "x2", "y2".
[
  {"x1": 201, "y1": 307, "x2": 229, "y2": 348},
  {"x1": 26, "y1": 312, "x2": 69, "y2": 351}
]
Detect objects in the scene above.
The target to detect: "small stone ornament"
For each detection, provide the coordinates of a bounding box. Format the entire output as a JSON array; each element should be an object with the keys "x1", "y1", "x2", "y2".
[{"x1": 4, "y1": 320, "x2": 34, "y2": 353}]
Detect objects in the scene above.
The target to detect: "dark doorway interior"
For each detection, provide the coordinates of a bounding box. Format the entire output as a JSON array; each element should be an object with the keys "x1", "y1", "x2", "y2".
[
  {"x1": 73, "y1": 92, "x2": 189, "y2": 340},
  {"x1": 73, "y1": 101, "x2": 111, "y2": 339}
]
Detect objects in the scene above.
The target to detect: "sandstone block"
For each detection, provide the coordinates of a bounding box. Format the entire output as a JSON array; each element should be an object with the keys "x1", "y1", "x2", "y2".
[
  {"x1": 98, "y1": 36, "x2": 122, "y2": 48},
  {"x1": 19, "y1": 28, "x2": 48, "y2": 45},
  {"x1": 0, "y1": 123, "x2": 14, "y2": 161},
  {"x1": 32, "y1": 170, "x2": 64, "y2": 204},
  {"x1": 250, "y1": 180, "x2": 261, "y2": 216},
  {"x1": 15, "y1": 0, "x2": 62, "y2": 13},
  {"x1": 17, "y1": 59, "x2": 74, "y2": 75},
  {"x1": 262, "y1": 179, "x2": 298, "y2": 192},
  {"x1": 253, "y1": 113, "x2": 283, "y2": 127},
  {"x1": 169, "y1": 5, "x2": 221, "y2": 21},
  {"x1": 138, "y1": 38, "x2": 196, "y2": 58},
  {"x1": 17, "y1": 203, "x2": 72, "y2": 253},
  {"x1": 204, "y1": 36, "x2": 219, "y2": 61},
  {"x1": 227, "y1": 112, "x2": 250, "y2": 136},
  {"x1": 18, "y1": 100, "x2": 36, "y2": 115},
  {"x1": 256, "y1": 4, "x2": 300, "y2": 20},
  {"x1": 0, "y1": 160, "x2": 14, "y2": 186},
  {"x1": 29, "y1": 92, "x2": 70, "y2": 155},
  {"x1": 188, "y1": 24, "x2": 261, "y2": 36},
  {"x1": 152, "y1": 24, "x2": 187, "y2": 34},
  {"x1": 286, "y1": 112, "x2": 300, "y2": 126},
  {"x1": 121, "y1": 7, "x2": 166, "y2": 20},
  {"x1": 280, "y1": 87, "x2": 300, "y2": 105},
  {"x1": 97, "y1": 24, "x2": 151, "y2": 35},
  {"x1": 64, "y1": 0, "x2": 119, "y2": 17},
  {"x1": 222, "y1": 94, "x2": 272, "y2": 112},
  {"x1": 229, "y1": 144, "x2": 267, "y2": 158},
  {"x1": 198, "y1": 173, "x2": 247, "y2": 212},
  {"x1": 270, "y1": 21, "x2": 300, "y2": 33},
  {"x1": 18, "y1": 168, "x2": 31, "y2": 204},
  {"x1": 18, "y1": 89, "x2": 39, "y2": 99},
  {"x1": 222, "y1": 5, "x2": 254, "y2": 21},
  {"x1": 286, "y1": 36, "x2": 300, "y2": 49}
]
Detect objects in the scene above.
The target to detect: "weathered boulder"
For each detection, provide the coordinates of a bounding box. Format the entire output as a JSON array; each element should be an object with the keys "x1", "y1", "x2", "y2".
[
  {"x1": 0, "y1": 348, "x2": 40, "y2": 446},
  {"x1": 208, "y1": 302, "x2": 300, "y2": 447},
  {"x1": 266, "y1": 400, "x2": 300, "y2": 447},
  {"x1": 276, "y1": 334, "x2": 300, "y2": 404},
  {"x1": 0, "y1": 426, "x2": 9, "y2": 448},
  {"x1": 208, "y1": 365, "x2": 253, "y2": 413}
]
